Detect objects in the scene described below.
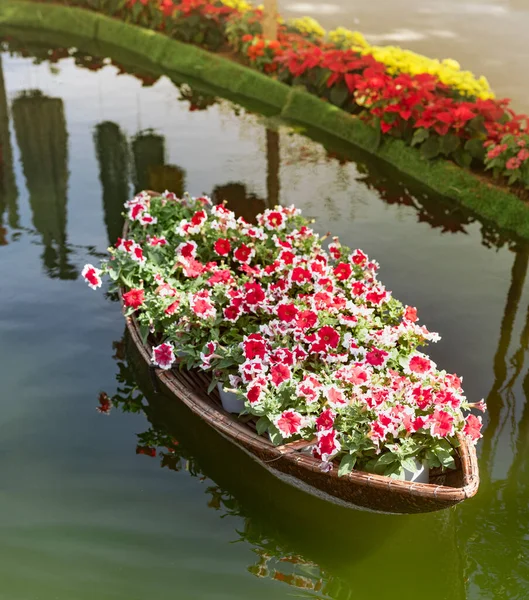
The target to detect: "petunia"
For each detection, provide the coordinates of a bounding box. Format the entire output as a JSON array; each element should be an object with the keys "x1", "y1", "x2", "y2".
[
  {"x1": 233, "y1": 244, "x2": 255, "y2": 264},
  {"x1": 189, "y1": 290, "x2": 216, "y2": 319},
  {"x1": 82, "y1": 264, "x2": 102, "y2": 290},
  {"x1": 333, "y1": 262, "x2": 352, "y2": 281},
  {"x1": 430, "y1": 409, "x2": 455, "y2": 438},
  {"x1": 199, "y1": 341, "x2": 217, "y2": 369},
  {"x1": 123, "y1": 288, "x2": 144, "y2": 309},
  {"x1": 463, "y1": 414, "x2": 483, "y2": 442},
  {"x1": 164, "y1": 300, "x2": 180, "y2": 316},
  {"x1": 277, "y1": 302, "x2": 299, "y2": 322},
  {"x1": 316, "y1": 429, "x2": 341, "y2": 462},
  {"x1": 326, "y1": 385, "x2": 347, "y2": 407},
  {"x1": 351, "y1": 249, "x2": 367, "y2": 266},
  {"x1": 214, "y1": 238, "x2": 231, "y2": 256},
  {"x1": 152, "y1": 342, "x2": 176, "y2": 370},
  {"x1": 176, "y1": 241, "x2": 198, "y2": 259},
  {"x1": 270, "y1": 364, "x2": 292, "y2": 387},
  {"x1": 296, "y1": 310, "x2": 318, "y2": 330},
  {"x1": 316, "y1": 408, "x2": 335, "y2": 432},
  {"x1": 244, "y1": 282, "x2": 266, "y2": 305},
  {"x1": 274, "y1": 410, "x2": 304, "y2": 438},
  {"x1": 139, "y1": 213, "x2": 157, "y2": 226},
  {"x1": 263, "y1": 210, "x2": 286, "y2": 231}
]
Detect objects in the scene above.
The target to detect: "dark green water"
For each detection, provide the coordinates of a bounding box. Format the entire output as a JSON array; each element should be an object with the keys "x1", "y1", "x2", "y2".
[{"x1": 0, "y1": 33, "x2": 528, "y2": 600}]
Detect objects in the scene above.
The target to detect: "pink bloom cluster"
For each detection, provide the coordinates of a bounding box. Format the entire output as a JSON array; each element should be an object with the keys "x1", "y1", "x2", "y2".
[{"x1": 83, "y1": 191, "x2": 485, "y2": 477}]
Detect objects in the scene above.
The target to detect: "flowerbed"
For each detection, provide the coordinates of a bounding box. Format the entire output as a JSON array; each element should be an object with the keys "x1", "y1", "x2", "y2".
[
  {"x1": 31, "y1": 0, "x2": 529, "y2": 192},
  {"x1": 84, "y1": 191, "x2": 485, "y2": 479}
]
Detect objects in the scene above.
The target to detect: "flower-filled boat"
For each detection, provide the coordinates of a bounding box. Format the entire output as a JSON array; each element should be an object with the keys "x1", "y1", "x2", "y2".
[{"x1": 84, "y1": 190, "x2": 481, "y2": 513}]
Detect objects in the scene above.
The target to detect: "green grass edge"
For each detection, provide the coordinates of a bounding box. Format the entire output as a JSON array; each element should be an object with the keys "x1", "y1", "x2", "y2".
[{"x1": 2, "y1": 0, "x2": 529, "y2": 238}]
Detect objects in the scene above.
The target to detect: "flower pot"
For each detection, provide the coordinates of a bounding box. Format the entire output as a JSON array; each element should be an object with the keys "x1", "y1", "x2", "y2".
[
  {"x1": 217, "y1": 383, "x2": 245, "y2": 414},
  {"x1": 403, "y1": 459, "x2": 429, "y2": 484}
]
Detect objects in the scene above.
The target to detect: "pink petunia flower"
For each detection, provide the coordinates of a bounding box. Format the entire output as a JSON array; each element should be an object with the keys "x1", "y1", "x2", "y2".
[{"x1": 152, "y1": 342, "x2": 176, "y2": 370}]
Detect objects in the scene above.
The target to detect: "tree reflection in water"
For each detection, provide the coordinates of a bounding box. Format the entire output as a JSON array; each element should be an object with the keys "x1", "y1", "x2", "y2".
[
  {"x1": 0, "y1": 54, "x2": 19, "y2": 245},
  {"x1": 12, "y1": 89, "x2": 77, "y2": 279},
  {"x1": 94, "y1": 121, "x2": 130, "y2": 246},
  {"x1": 456, "y1": 242, "x2": 529, "y2": 599}
]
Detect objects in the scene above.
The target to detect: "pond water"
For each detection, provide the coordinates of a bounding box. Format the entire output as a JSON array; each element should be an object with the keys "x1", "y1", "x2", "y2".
[{"x1": 0, "y1": 31, "x2": 528, "y2": 600}]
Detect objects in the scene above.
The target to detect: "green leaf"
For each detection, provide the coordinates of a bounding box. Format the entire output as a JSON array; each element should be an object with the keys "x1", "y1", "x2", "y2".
[
  {"x1": 377, "y1": 452, "x2": 397, "y2": 466},
  {"x1": 464, "y1": 138, "x2": 486, "y2": 161},
  {"x1": 420, "y1": 135, "x2": 440, "y2": 160},
  {"x1": 440, "y1": 133, "x2": 460, "y2": 156},
  {"x1": 139, "y1": 324, "x2": 150, "y2": 345},
  {"x1": 401, "y1": 457, "x2": 419, "y2": 473},
  {"x1": 411, "y1": 128, "x2": 429, "y2": 147},
  {"x1": 107, "y1": 266, "x2": 119, "y2": 281},
  {"x1": 256, "y1": 417, "x2": 270, "y2": 436},
  {"x1": 434, "y1": 447, "x2": 456, "y2": 470},
  {"x1": 453, "y1": 147, "x2": 472, "y2": 169},
  {"x1": 269, "y1": 429, "x2": 283, "y2": 446},
  {"x1": 338, "y1": 454, "x2": 357, "y2": 477},
  {"x1": 329, "y1": 84, "x2": 349, "y2": 108},
  {"x1": 207, "y1": 378, "x2": 218, "y2": 394},
  {"x1": 121, "y1": 274, "x2": 134, "y2": 288}
]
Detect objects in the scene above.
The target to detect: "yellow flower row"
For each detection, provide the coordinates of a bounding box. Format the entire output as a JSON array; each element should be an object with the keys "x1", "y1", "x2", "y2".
[
  {"x1": 329, "y1": 27, "x2": 494, "y2": 100},
  {"x1": 288, "y1": 16, "x2": 326, "y2": 39},
  {"x1": 219, "y1": 0, "x2": 254, "y2": 12}
]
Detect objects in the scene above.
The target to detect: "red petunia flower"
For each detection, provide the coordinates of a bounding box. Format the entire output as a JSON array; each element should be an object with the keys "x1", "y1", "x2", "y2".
[
  {"x1": 277, "y1": 303, "x2": 299, "y2": 322},
  {"x1": 351, "y1": 249, "x2": 367, "y2": 266},
  {"x1": 214, "y1": 238, "x2": 231, "y2": 256},
  {"x1": 82, "y1": 264, "x2": 102, "y2": 290},
  {"x1": 317, "y1": 429, "x2": 341, "y2": 462},
  {"x1": 333, "y1": 262, "x2": 352, "y2": 281},
  {"x1": 366, "y1": 348, "x2": 388, "y2": 367},
  {"x1": 430, "y1": 409, "x2": 454, "y2": 438},
  {"x1": 233, "y1": 244, "x2": 254, "y2": 264},
  {"x1": 463, "y1": 414, "x2": 483, "y2": 442},
  {"x1": 295, "y1": 310, "x2": 318, "y2": 330},
  {"x1": 164, "y1": 300, "x2": 180, "y2": 316},
  {"x1": 404, "y1": 306, "x2": 418, "y2": 322},
  {"x1": 315, "y1": 326, "x2": 340, "y2": 349},
  {"x1": 123, "y1": 288, "x2": 145, "y2": 309},
  {"x1": 291, "y1": 267, "x2": 312, "y2": 284},
  {"x1": 274, "y1": 409, "x2": 303, "y2": 437},
  {"x1": 244, "y1": 282, "x2": 266, "y2": 305},
  {"x1": 270, "y1": 364, "x2": 292, "y2": 387},
  {"x1": 316, "y1": 408, "x2": 335, "y2": 432}
]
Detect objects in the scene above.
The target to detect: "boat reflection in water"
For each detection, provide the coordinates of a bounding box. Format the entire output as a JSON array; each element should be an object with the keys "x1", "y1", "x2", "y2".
[{"x1": 103, "y1": 332, "x2": 465, "y2": 600}]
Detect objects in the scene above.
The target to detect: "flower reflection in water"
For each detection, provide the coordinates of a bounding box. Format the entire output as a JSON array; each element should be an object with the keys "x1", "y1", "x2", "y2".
[{"x1": 103, "y1": 332, "x2": 355, "y2": 599}]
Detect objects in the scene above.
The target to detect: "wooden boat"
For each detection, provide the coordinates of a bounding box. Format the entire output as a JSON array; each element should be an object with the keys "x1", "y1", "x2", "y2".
[{"x1": 122, "y1": 209, "x2": 479, "y2": 515}]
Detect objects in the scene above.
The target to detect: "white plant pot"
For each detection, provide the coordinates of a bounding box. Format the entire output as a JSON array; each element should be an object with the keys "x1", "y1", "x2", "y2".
[
  {"x1": 217, "y1": 383, "x2": 245, "y2": 414},
  {"x1": 403, "y1": 459, "x2": 429, "y2": 484}
]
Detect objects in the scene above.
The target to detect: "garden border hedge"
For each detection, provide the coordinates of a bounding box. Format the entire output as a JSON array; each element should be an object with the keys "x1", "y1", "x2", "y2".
[{"x1": 2, "y1": 0, "x2": 529, "y2": 238}]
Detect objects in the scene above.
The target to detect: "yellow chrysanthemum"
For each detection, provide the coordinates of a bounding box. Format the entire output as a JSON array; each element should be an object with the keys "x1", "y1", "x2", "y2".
[
  {"x1": 220, "y1": 0, "x2": 253, "y2": 13},
  {"x1": 328, "y1": 27, "x2": 368, "y2": 50},
  {"x1": 288, "y1": 16, "x2": 326, "y2": 39}
]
